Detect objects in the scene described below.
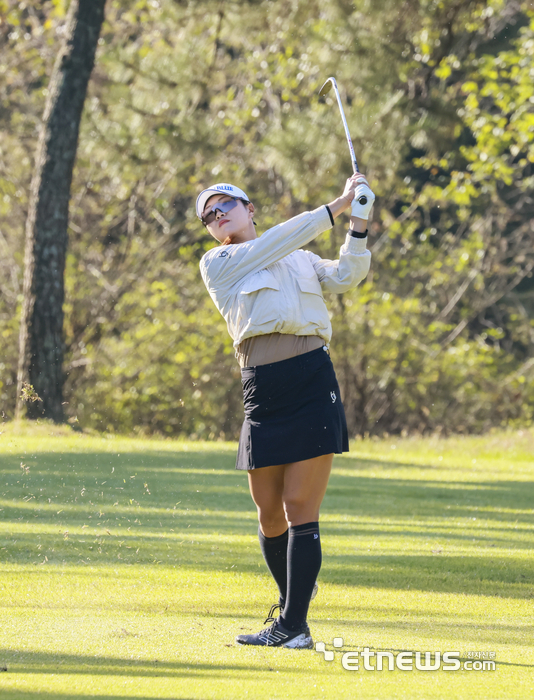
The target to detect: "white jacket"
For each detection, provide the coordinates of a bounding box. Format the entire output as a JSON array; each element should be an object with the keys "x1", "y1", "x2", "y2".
[{"x1": 199, "y1": 205, "x2": 371, "y2": 348}]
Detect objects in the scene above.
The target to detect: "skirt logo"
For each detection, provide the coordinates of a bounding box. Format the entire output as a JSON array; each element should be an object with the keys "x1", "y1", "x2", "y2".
[{"x1": 330, "y1": 391, "x2": 337, "y2": 403}]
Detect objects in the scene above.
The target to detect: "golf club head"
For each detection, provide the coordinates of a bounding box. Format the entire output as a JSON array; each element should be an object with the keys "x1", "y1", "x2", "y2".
[
  {"x1": 318, "y1": 77, "x2": 336, "y2": 97},
  {"x1": 319, "y1": 75, "x2": 360, "y2": 173}
]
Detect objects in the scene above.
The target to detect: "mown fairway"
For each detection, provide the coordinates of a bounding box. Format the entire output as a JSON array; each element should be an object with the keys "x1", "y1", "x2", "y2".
[{"x1": 1, "y1": 424, "x2": 533, "y2": 699}]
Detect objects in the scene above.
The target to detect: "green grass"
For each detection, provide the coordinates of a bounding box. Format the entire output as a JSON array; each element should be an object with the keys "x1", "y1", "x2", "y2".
[{"x1": 1, "y1": 422, "x2": 533, "y2": 699}]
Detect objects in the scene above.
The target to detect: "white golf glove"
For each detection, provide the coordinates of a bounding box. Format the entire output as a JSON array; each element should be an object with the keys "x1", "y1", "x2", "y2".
[{"x1": 351, "y1": 182, "x2": 375, "y2": 220}]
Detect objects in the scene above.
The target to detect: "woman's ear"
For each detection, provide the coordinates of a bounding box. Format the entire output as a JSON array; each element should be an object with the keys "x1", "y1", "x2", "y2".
[{"x1": 247, "y1": 203, "x2": 257, "y2": 226}]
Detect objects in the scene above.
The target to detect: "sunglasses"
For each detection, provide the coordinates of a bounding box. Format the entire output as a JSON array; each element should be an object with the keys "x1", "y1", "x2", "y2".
[{"x1": 201, "y1": 197, "x2": 247, "y2": 226}]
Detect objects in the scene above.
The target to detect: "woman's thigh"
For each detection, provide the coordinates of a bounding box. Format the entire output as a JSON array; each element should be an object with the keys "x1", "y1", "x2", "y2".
[
  {"x1": 247, "y1": 464, "x2": 287, "y2": 537},
  {"x1": 282, "y1": 453, "x2": 334, "y2": 527},
  {"x1": 247, "y1": 453, "x2": 334, "y2": 533}
]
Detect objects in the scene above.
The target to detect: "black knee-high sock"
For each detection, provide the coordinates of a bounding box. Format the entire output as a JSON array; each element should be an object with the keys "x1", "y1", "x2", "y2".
[
  {"x1": 280, "y1": 521, "x2": 322, "y2": 631},
  {"x1": 258, "y1": 527, "x2": 288, "y2": 607}
]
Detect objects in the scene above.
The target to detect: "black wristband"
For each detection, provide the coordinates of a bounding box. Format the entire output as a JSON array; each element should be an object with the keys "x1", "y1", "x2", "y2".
[
  {"x1": 325, "y1": 205, "x2": 335, "y2": 227},
  {"x1": 349, "y1": 228, "x2": 368, "y2": 238}
]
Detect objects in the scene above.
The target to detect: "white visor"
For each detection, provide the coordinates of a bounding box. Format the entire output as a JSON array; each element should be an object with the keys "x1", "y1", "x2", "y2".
[{"x1": 196, "y1": 183, "x2": 250, "y2": 220}]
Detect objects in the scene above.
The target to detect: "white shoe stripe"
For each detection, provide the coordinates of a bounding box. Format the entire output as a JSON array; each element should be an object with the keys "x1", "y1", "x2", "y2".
[{"x1": 269, "y1": 632, "x2": 288, "y2": 642}]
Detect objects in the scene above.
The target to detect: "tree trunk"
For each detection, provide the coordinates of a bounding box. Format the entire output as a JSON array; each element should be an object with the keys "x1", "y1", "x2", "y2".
[{"x1": 16, "y1": 0, "x2": 106, "y2": 422}]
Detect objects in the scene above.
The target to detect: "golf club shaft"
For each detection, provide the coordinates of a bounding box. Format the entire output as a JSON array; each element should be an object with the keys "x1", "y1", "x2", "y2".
[{"x1": 330, "y1": 81, "x2": 359, "y2": 174}]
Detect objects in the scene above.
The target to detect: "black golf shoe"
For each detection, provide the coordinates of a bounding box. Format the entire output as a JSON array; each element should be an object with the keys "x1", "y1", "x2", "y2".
[{"x1": 236, "y1": 617, "x2": 313, "y2": 649}]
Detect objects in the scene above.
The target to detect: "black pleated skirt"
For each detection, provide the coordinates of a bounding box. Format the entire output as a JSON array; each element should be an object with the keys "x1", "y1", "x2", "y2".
[{"x1": 236, "y1": 346, "x2": 349, "y2": 470}]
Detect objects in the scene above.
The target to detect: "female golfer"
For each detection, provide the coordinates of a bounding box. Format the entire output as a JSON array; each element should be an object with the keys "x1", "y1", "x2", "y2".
[{"x1": 197, "y1": 174, "x2": 374, "y2": 648}]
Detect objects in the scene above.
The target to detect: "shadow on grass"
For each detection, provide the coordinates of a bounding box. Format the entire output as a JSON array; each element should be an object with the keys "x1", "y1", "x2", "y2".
[
  {"x1": 1, "y1": 449, "x2": 533, "y2": 599},
  {"x1": 0, "y1": 648, "x2": 308, "y2": 679},
  {"x1": 0, "y1": 696, "x2": 199, "y2": 700},
  {"x1": 1, "y1": 551, "x2": 531, "y2": 604}
]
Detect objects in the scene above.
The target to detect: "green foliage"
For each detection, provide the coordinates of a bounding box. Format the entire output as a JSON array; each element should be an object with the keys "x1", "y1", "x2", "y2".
[
  {"x1": 1, "y1": 0, "x2": 533, "y2": 436},
  {"x1": 327, "y1": 2, "x2": 534, "y2": 434}
]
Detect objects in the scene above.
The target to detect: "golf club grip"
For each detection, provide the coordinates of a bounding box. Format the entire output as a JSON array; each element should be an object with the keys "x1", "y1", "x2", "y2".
[
  {"x1": 348, "y1": 138, "x2": 358, "y2": 173},
  {"x1": 343, "y1": 122, "x2": 358, "y2": 173}
]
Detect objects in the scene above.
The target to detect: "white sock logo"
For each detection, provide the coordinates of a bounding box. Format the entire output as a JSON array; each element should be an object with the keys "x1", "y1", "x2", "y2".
[{"x1": 330, "y1": 391, "x2": 336, "y2": 403}]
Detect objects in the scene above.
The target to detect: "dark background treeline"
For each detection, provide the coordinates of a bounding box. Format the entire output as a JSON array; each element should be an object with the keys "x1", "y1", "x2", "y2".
[{"x1": 1, "y1": 0, "x2": 533, "y2": 438}]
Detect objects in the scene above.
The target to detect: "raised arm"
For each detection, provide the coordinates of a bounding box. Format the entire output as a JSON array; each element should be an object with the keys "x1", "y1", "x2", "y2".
[
  {"x1": 200, "y1": 205, "x2": 333, "y2": 291},
  {"x1": 200, "y1": 173, "x2": 374, "y2": 293},
  {"x1": 305, "y1": 236, "x2": 371, "y2": 294}
]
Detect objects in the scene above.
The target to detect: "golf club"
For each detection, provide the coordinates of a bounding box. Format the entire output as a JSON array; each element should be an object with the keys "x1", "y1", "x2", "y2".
[{"x1": 319, "y1": 76, "x2": 367, "y2": 205}]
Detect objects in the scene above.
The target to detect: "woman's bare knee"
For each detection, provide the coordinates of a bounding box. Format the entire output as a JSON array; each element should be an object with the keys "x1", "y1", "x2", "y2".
[
  {"x1": 282, "y1": 453, "x2": 333, "y2": 526},
  {"x1": 247, "y1": 464, "x2": 287, "y2": 536},
  {"x1": 283, "y1": 499, "x2": 319, "y2": 527},
  {"x1": 258, "y1": 507, "x2": 288, "y2": 537}
]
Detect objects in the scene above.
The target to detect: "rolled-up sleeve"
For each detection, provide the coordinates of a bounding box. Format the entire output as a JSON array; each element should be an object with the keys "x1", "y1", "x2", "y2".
[{"x1": 305, "y1": 233, "x2": 371, "y2": 294}]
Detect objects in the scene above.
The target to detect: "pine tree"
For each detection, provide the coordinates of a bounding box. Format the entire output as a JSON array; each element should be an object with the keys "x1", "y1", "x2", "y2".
[{"x1": 16, "y1": 0, "x2": 106, "y2": 421}]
